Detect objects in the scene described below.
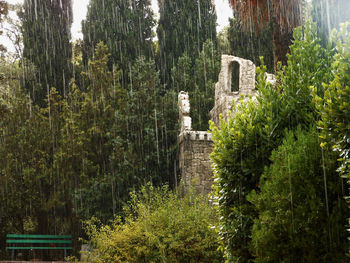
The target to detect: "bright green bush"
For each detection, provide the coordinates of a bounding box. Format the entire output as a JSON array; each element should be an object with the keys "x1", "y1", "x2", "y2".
[
  {"x1": 314, "y1": 22, "x2": 350, "y2": 196},
  {"x1": 83, "y1": 184, "x2": 222, "y2": 263},
  {"x1": 313, "y1": 22, "x2": 350, "y2": 255},
  {"x1": 249, "y1": 127, "x2": 348, "y2": 262},
  {"x1": 210, "y1": 22, "x2": 339, "y2": 262}
]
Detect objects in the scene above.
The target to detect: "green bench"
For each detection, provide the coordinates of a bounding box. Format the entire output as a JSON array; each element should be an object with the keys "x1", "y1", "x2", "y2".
[{"x1": 6, "y1": 234, "x2": 72, "y2": 260}]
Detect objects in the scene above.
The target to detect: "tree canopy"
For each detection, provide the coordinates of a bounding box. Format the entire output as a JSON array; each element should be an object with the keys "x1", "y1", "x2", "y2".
[
  {"x1": 157, "y1": 0, "x2": 217, "y2": 86},
  {"x1": 22, "y1": 0, "x2": 72, "y2": 105}
]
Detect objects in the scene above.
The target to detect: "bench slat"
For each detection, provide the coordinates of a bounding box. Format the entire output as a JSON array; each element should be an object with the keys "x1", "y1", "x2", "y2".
[
  {"x1": 7, "y1": 239, "x2": 72, "y2": 244},
  {"x1": 6, "y1": 234, "x2": 72, "y2": 239},
  {"x1": 6, "y1": 247, "x2": 73, "y2": 250}
]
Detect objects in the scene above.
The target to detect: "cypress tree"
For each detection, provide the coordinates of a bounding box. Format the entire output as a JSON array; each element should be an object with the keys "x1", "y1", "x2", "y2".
[
  {"x1": 22, "y1": 0, "x2": 73, "y2": 105},
  {"x1": 171, "y1": 39, "x2": 220, "y2": 130},
  {"x1": 82, "y1": 0, "x2": 155, "y2": 84},
  {"x1": 157, "y1": 0, "x2": 217, "y2": 87}
]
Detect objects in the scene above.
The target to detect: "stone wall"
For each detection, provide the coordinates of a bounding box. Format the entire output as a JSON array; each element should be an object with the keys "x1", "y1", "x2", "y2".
[
  {"x1": 210, "y1": 55, "x2": 256, "y2": 126},
  {"x1": 177, "y1": 55, "x2": 274, "y2": 195},
  {"x1": 178, "y1": 131, "x2": 213, "y2": 194}
]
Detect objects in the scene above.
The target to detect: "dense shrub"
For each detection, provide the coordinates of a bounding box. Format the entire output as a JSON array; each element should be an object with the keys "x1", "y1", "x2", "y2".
[
  {"x1": 313, "y1": 22, "x2": 350, "y2": 255},
  {"x1": 249, "y1": 127, "x2": 348, "y2": 262},
  {"x1": 83, "y1": 184, "x2": 222, "y2": 263},
  {"x1": 314, "y1": 22, "x2": 350, "y2": 200},
  {"x1": 210, "y1": 22, "x2": 347, "y2": 262}
]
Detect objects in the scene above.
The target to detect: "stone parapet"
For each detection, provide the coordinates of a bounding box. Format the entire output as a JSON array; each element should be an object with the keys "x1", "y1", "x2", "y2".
[{"x1": 178, "y1": 130, "x2": 213, "y2": 142}]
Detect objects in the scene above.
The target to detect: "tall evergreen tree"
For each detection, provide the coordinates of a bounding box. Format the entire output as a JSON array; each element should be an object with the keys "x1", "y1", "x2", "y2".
[
  {"x1": 125, "y1": 56, "x2": 177, "y2": 186},
  {"x1": 171, "y1": 39, "x2": 220, "y2": 130},
  {"x1": 82, "y1": 0, "x2": 154, "y2": 85},
  {"x1": 157, "y1": 0, "x2": 217, "y2": 86},
  {"x1": 55, "y1": 42, "x2": 128, "y2": 222},
  {"x1": 22, "y1": 0, "x2": 72, "y2": 105},
  {"x1": 62, "y1": 43, "x2": 178, "y2": 223}
]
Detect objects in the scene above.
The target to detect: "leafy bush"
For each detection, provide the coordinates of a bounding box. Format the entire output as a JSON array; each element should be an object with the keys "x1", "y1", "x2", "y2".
[
  {"x1": 314, "y1": 22, "x2": 350, "y2": 199},
  {"x1": 249, "y1": 127, "x2": 348, "y2": 262},
  {"x1": 83, "y1": 184, "x2": 222, "y2": 263},
  {"x1": 313, "y1": 22, "x2": 350, "y2": 256},
  {"x1": 210, "y1": 22, "x2": 344, "y2": 262}
]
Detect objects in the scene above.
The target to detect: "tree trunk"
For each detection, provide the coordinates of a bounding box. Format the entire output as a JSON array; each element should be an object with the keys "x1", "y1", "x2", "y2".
[{"x1": 272, "y1": 15, "x2": 293, "y2": 71}]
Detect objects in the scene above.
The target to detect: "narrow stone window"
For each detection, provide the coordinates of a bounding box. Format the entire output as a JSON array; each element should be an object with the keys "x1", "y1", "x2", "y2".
[{"x1": 230, "y1": 61, "x2": 240, "y2": 92}]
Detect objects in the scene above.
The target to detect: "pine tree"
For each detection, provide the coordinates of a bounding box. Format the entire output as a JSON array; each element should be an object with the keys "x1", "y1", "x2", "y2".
[
  {"x1": 125, "y1": 56, "x2": 175, "y2": 185},
  {"x1": 22, "y1": 0, "x2": 72, "y2": 105},
  {"x1": 65, "y1": 42, "x2": 127, "y2": 221},
  {"x1": 157, "y1": 0, "x2": 217, "y2": 86}
]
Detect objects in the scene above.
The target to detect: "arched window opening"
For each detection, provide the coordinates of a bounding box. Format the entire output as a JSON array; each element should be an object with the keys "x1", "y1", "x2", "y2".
[{"x1": 230, "y1": 61, "x2": 240, "y2": 92}]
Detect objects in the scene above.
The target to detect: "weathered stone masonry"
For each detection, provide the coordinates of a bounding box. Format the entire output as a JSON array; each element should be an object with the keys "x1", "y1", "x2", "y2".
[
  {"x1": 178, "y1": 131, "x2": 213, "y2": 194},
  {"x1": 178, "y1": 55, "x2": 274, "y2": 194},
  {"x1": 210, "y1": 55, "x2": 257, "y2": 126}
]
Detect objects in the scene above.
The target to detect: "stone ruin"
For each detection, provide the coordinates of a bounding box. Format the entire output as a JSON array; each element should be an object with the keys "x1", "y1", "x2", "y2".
[
  {"x1": 177, "y1": 55, "x2": 274, "y2": 194},
  {"x1": 178, "y1": 91, "x2": 192, "y2": 132},
  {"x1": 178, "y1": 91, "x2": 213, "y2": 194},
  {"x1": 210, "y1": 55, "x2": 257, "y2": 126}
]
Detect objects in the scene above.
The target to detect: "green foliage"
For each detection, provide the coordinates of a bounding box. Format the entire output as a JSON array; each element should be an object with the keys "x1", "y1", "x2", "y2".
[
  {"x1": 0, "y1": 59, "x2": 34, "y2": 249},
  {"x1": 157, "y1": 0, "x2": 217, "y2": 85},
  {"x1": 210, "y1": 91, "x2": 268, "y2": 262},
  {"x1": 60, "y1": 42, "x2": 178, "y2": 223},
  {"x1": 0, "y1": 0, "x2": 8, "y2": 53},
  {"x1": 82, "y1": 0, "x2": 154, "y2": 78},
  {"x1": 125, "y1": 56, "x2": 177, "y2": 185},
  {"x1": 249, "y1": 127, "x2": 348, "y2": 262},
  {"x1": 210, "y1": 22, "x2": 340, "y2": 262},
  {"x1": 21, "y1": 0, "x2": 72, "y2": 105},
  {"x1": 313, "y1": 23, "x2": 350, "y2": 251},
  {"x1": 0, "y1": 39, "x2": 179, "y2": 259},
  {"x1": 276, "y1": 22, "x2": 334, "y2": 129},
  {"x1": 217, "y1": 26, "x2": 231, "y2": 55},
  {"x1": 192, "y1": 40, "x2": 221, "y2": 130},
  {"x1": 311, "y1": 0, "x2": 350, "y2": 46},
  {"x1": 0, "y1": 78, "x2": 76, "y2": 244},
  {"x1": 0, "y1": 41, "x2": 176, "y2": 259},
  {"x1": 56, "y1": 41, "x2": 125, "y2": 222},
  {"x1": 84, "y1": 184, "x2": 222, "y2": 263},
  {"x1": 314, "y1": 22, "x2": 350, "y2": 183},
  {"x1": 171, "y1": 39, "x2": 220, "y2": 130}
]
